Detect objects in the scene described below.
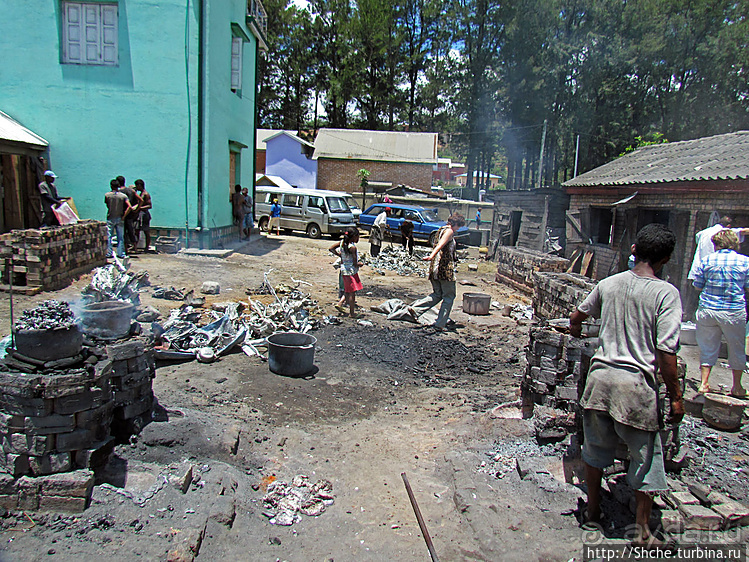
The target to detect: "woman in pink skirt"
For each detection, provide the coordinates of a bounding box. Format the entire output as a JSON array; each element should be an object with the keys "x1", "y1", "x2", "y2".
[{"x1": 339, "y1": 227, "x2": 363, "y2": 318}]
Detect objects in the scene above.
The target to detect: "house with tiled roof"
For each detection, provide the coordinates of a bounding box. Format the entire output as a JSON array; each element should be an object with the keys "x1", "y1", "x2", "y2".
[{"x1": 563, "y1": 130, "x2": 749, "y2": 314}]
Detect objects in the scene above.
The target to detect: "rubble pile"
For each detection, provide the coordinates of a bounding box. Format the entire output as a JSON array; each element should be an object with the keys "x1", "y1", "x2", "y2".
[
  {"x1": 533, "y1": 272, "x2": 596, "y2": 320},
  {"x1": 15, "y1": 300, "x2": 76, "y2": 331},
  {"x1": 261, "y1": 475, "x2": 335, "y2": 526},
  {"x1": 365, "y1": 246, "x2": 428, "y2": 276},
  {"x1": 495, "y1": 247, "x2": 569, "y2": 295}
]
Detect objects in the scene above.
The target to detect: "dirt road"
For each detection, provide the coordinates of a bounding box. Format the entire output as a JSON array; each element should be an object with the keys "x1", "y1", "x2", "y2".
[{"x1": 0, "y1": 234, "x2": 618, "y2": 560}]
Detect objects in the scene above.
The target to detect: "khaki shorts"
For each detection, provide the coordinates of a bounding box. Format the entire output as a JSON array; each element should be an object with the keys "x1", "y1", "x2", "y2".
[{"x1": 582, "y1": 410, "x2": 667, "y2": 493}]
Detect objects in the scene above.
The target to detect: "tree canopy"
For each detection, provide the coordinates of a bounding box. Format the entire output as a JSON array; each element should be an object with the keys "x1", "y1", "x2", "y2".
[{"x1": 257, "y1": 0, "x2": 749, "y2": 193}]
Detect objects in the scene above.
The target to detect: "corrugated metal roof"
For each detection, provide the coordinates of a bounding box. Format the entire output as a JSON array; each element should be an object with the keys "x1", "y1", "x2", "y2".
[
  {"x1": 564, "y1": 130, "x2": 749, "y2": 187},
  {"x1": 0, "y1": 110, "x2": 48, "y2": 149},
  {"x1": 313, "y1": 128, "x2": 437, "y2": 164}
]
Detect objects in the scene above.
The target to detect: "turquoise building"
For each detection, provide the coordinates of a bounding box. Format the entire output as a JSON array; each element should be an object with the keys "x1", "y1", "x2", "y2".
[{"x1": 0, "y1": 0, "x2": 266, "y2": 247}]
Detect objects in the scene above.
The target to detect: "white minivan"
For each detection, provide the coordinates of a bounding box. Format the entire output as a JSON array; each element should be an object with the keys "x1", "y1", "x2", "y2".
[{"x1": 255, "y1": 187, "x2": 356, "y2": 238}]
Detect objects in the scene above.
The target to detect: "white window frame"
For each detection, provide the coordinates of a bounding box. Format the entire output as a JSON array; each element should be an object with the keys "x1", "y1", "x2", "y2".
[
  {"x1": 62, "y1": 1, "x2": 118, "y2": 66},
  {"x1": 231, "y1": 36, "x2": 243, "y2": 93}
]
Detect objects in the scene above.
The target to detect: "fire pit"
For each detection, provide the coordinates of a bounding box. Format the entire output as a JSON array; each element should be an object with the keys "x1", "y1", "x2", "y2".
[{"x1": 15, "y1": 324, "x2": 83, "y2": 362}]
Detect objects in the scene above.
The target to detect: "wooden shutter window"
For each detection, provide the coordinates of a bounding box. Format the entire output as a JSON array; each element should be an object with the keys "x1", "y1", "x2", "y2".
[
  {"x1": 62, "y1": 2, "x2": 118, "y2": 66},
  {"x1": 231, "y1": 36, "x2": 243, "y2": 92}
]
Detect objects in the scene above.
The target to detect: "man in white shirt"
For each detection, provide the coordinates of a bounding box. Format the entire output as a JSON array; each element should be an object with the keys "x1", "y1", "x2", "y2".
[
  {"x1": 688, "y1": 216, "x2": 749, "y2": 280},
  {"x1": 370, "y1": 207, "x2": 390, "y2": 257}
]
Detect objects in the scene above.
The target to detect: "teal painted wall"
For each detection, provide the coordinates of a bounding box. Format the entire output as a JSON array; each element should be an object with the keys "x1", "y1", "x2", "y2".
[{"x1": 0, "y1": 0, "x2": 257, "y2": 239}]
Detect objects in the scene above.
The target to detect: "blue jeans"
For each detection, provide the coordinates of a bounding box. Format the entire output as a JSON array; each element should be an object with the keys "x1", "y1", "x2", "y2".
[
  {"x1": 107, "y1": 217, "x2": 125, "y2": 258},
  {"x1": 410, "y1": 279, "x2": 456, "y2": 328}
]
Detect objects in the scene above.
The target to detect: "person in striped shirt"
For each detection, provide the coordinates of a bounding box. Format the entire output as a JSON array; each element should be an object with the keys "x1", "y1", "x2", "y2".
[{"x1": 692, "y1": 229, "x2": 749, "y2": 398}]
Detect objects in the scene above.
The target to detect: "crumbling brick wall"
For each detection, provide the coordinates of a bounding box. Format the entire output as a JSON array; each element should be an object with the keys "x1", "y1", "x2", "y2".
[
  {"x1": 533, "y1": 272, "x2": 597, "y2": 320},
  {"x1": 494, "y1": 246, "x2": 569, "y2": 294}
]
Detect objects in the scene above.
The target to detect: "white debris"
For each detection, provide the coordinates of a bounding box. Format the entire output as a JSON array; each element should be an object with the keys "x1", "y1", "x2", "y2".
[{"x1": 262, "y1": 476, "x2": 335, "y2": 526}]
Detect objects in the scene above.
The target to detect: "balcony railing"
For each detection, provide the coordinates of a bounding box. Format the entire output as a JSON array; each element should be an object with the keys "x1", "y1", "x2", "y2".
[{"x1": 248, "y1": 0, "x2": 268, "y2": 47}]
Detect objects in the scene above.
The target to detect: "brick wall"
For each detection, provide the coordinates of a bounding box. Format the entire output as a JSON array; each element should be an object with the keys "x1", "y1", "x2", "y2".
[
  {"x1": 495, "y1": 246, "x2": 570, "y2": 294},
  {"x1": 317, "y1": 159, "x2": 433, "y2": 193}
]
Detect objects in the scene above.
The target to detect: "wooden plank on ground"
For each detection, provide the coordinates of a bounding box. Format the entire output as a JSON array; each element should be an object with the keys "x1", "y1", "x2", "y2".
[{"x1": 581, "y1": 251, "x2": 594, "y2": 278}]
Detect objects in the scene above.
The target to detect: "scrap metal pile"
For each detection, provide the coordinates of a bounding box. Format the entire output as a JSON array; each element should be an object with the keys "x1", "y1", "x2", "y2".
[
  {"x1": 81, "y1": 261, "x2": 150, "y2": 306},
  {"x1": 14, "y1": 300, "x2": 75, "y2": 331},
  {"x1": 261, "y1": 475, "x2": 335, "y2": 526},
  {"x1": 365, "y1": 246, "x2": 429, "y2": 277}
]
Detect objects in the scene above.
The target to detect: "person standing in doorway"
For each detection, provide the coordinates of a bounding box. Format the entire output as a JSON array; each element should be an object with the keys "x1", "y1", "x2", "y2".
[
  {"x1": 134, "y1": 179, "x2": 152, "y2": 253},
  {"x1": 105, "y1": 179, "x2": 133, "y2": 259},
  {"x1": 38, "y1": 170, "x2": 64, "y2": 227},
  {"x1": 241, "y1": 187, "x2": 253, "y2": 240},
  {"x1": 231, "y1": 185, "x2": 244, "y2": 231},
  {"x1": 570, "y1": 223, "x2": 683, "y2": 547}
]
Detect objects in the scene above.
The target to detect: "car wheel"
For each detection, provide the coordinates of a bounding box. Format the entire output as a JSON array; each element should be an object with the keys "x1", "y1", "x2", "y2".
[
  {"x1": 307, "y1": 223, "x2": 322, "y2": 239},
  {"x1": 258, "y1": 217, "x2": 269, "y2": 232},
  {"x1": 429, "y1": 231, "x2": 439, "y2": 246}
]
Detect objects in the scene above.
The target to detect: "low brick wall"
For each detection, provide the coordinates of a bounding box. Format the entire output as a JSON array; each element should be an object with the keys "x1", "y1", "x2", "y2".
[
  {"x1": 0, "y1": 220, "x2": 108, "y2": 294},
  {"x1": 533, "y1": 272, "x2": 597, "y2": 320},
  {"x1": 104, "y1": 340, "x2": 155, "y2": 437},
  {"x1": 0, "y1": 469, "x2": 94, "y2": 512},
  {"x1": 495, "y1": 247, "x2": 569, "y2": 295}
]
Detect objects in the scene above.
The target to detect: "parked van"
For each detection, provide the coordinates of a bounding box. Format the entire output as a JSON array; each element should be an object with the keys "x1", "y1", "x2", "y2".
[
  {"x1": 342, "y1": 194, "x2": 362, "y2": 223},
  {"x1": 255, "y1": 187, "x2": 356, "y2": 238}
]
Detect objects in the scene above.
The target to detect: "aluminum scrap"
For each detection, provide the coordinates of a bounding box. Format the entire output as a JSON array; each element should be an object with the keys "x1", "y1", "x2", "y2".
[
  {"x1": 261, "y1": 475, "x2": 335, "y2": 526},
  {"x1": 15, "y1": 300, "x2": 76, "y2": 331},
  {"x1": 81, "y1": 264, "x2": 150, "y2": 305},
  {"x1": 365, "y1": 246, "x2": 428, "y2": 277}
]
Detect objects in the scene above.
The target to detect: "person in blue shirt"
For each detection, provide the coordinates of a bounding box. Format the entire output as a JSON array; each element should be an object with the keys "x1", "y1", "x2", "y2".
[
  {"x1": 692, "y1": 229, "x2": 749, "y2": 397},
  {"x1": 475, "y1": 208, "x2": 481, "y2": 225},
  {"x1": 268, "y1": 198, "x2": 281, "y2": 236}
]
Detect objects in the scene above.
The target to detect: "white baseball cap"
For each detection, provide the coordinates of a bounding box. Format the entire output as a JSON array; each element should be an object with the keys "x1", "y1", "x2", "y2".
[{"x1": 44, "y1": 170, "x2": 57, "y2": 178}]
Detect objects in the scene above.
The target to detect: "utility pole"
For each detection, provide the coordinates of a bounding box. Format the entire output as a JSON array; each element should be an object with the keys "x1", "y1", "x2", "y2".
[
  {"x1": 537, "y1": 119, "x2": 547, "y2": 189},
  {"x1": 574, "y1": 134, "x2": 580, "y2": 177}
]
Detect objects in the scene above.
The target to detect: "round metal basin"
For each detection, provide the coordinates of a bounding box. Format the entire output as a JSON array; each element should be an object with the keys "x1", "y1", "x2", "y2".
[
  {"x1": 462, "y1": 293, "x2": 491, "y2": 315},
  {"x1": 80, "y1": 300, "x2": 135, "y2": 340},
  {"x1": 267, "y1": 332, "x2": 317, "y2": 377},
  {"x1": 703, "y1": 393, "x2": 746, "y2": 431},
  {"x1": 15, "y1": 324, "x2": 83, "y2": 361}
]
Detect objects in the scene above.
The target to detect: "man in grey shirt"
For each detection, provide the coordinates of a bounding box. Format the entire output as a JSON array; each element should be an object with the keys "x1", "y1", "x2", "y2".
[{"x1": 570, "y1": 223, "x2": 684, "y2": 547}]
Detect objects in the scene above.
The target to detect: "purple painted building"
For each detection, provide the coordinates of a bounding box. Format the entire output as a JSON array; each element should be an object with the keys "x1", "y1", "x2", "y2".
[{"x1": 263, "y1": 131, "x2": 317, "y2": 189}]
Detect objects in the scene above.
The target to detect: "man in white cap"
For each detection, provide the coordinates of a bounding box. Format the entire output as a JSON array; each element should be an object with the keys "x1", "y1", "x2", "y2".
[{"x1": 38, "y1": 170, "x2": 64, "y2": 227}]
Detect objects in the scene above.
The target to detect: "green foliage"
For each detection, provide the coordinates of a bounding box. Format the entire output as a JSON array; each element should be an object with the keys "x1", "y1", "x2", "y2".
[{"x1": 619, "y1": 133, "x2": 669, "y2": 157}]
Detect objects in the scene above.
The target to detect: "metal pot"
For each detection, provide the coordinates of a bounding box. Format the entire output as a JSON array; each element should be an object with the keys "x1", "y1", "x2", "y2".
[
  {"x1": 267, "y1": 332, "x2": 317, "y2": 377},
  {"x1": 703, "y1": 393, "x2": 746, "y2": 431},
  {"x1": 15, "y1": 324, "x2": 83, "y2": 361},
  {"x1": 80, "y1": 300, "x2": 135, "y2": 340},
  {"x1": 462, "y1": 292, "x2": 491, "y2": 315}
]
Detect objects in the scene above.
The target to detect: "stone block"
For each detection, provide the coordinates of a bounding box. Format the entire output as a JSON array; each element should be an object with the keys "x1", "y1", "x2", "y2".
[
  {"x1": 55, "y1": 429, "x2": 94, "y2": 452},
  {"x1": 117, "y1": 394, "x2": 153, "y2": 419},
  {"x1": 38, "y1": 495, "x2": 88, "y2": 513},
  {"x1": 201, "y1": 281, "x2": 220, "y2": 294},
  {"x1": 1, "y1": 453, "x2": 30, "y2": 477},
  {"x1": 74, "y1": 439, "x2": 114, "y2": 470},
  {"x1": 170, "y1": 464, "x2": 193, "y2": 494},
  {"x1": 665, "y1": 490, "x2": 700, "y2": 509},
  {"x1": 659, "y1": 509, "x2": 685, "y2": 534},
  {"x1": 121, "y1": 367, "x2": 152, "y2": 388},
  {"x1": 0, "y1": 396, "x2": 53, "y2": 417},
  {"x1": 539, "y1": 356, "x2": 566, "y2": 373},
  {"x1": 25, "y1": 414, "x2": 76, "y2": 435},
  {"x1": 711, "y1": 500, "x2": 749, "y2": 529},
  {"x1": 530, "y1": 366, "x2": 558, "y2": 386},
  {"x1": 75, "y1": 402, "x2": 115, "y2": 430},
  {"x1": 530, "y1": 380, "x2": 550, "y2": 395},
  {"x1": 706, "y1": 491, "x2": 731, "y2": 505},
  {"x1": 679, "y1": 504, "x2": 722, "y2": 530},
  {"x1": 41, "y1": 371, "x2": 92, "y2": 399},
  {"x1": 106, "y1": 340, "x2": 145, "y2": 362},
  {"x1": 531, "y1": 329, "x2": 566, "y2": 347},
  {"x1": 533, "y1": 342, "x2": 562, "y2": 359},
  {"x1": 209, "y1": 496, "x2": 236, "y2": 526},
  {"x1": 554, "y1": 385, "x2": 578, "y2": 401},
  {"x1": 110, "y1": 360, "x2": 129, "y2": 379},
  {"x1": 0, "y1": 494, "x2": 17, "y2": 510},
  {"x1": 39, "y1": 470, "x2": 94, "y2": 498},
  {"x1": 17, "y1": 475, "x2": 40, "y2": 510},
  {"x1": 0, "y1": 412, "x2": 25, "y2": 433},
  {"x1": 126, "y1": 355, "x2": 149, "y2": 374},
  {"x1": 29, "y1": 452, "x2": 72, "y2": 476},
  {"x1": 54, "y1": 393, "x2": 95, "y2": 415},
  {"x1": 4, "y1": 433, "x2": 55, "y2": 456},
  {"x1": 0, "y1": 473, "x2": 17, "y2": 495}
]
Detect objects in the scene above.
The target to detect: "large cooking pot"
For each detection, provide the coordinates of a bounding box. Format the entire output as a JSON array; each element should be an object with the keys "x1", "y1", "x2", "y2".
[
  {"x1": 267, "y1": 332, "x2": 317, "y2": 377},
  {"x1": 80, "y1": 300, "x2": 135, "y2": 340},
  {"x1": 15, "y1": 324, "x2": 83, "y2": 361},
  {"x1": 462, "y1": 292, "x2": 491, "y2": 315}
]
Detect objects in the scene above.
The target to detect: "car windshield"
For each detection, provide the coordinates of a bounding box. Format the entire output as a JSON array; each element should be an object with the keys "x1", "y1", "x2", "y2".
[
  {"x1": 326, "y1": 197, "x2": 350, "y2": 212},
  {"x1": 346, "y1": 198, "x2": 360, "y2": 210},
  {"x1": 420, "y1": 210, "x2": 439, "y2": 222}
]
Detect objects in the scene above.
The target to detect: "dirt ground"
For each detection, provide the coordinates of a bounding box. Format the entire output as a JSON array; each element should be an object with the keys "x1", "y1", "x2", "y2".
[{"x1": 0, "y1": 232, "x2": 747, "y2": 561}]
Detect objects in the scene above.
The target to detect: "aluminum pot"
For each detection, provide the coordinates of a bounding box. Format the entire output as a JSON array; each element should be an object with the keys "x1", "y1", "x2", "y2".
[
  {"x1": 462, "y1": 292, "x2": 491, "y2": 315},
  {"x1": 15, "y1": 324, "x2": 83, "y2": 361},
  {"x1": 267, "y1": 332, "x2": 317, "y2": 377},
  {"x1": 703, "y1": 393, "x2": 746, "y2": 431},
  {"x1": 80, "y1": 300, "x2": 135, "y2": 340}
]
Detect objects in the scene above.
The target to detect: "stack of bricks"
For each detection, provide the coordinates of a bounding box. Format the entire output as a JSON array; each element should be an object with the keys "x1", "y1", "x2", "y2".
[
  {"x1": 0, "y1": 220, "x2": 108, "y2": 294},
  {"x1": 0, "y1": 469, "x2": 94, "y2": 512},
  {"x1": 533, "y1": 272, "x2": 597, "y2": 320},
  {"x1": 0, "y1": 366, "x2": 113, "y2": 478},
  {"x1": 495, "y1": 247, "x2": 569, "y2": 295},
  {"x1": 104, "y1": 340, "x2": 156, "y2": 438},
  {"x1": 521, "y1": 326, "x2": 598, "y2": 417}
]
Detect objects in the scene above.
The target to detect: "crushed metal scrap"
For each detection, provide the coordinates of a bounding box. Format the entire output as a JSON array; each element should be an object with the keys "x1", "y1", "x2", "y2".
[
  {"x1": 14, "y1": 300, "x2": 76, "y2": 331},
  {"x1": 81, "y1": 261, "x2": 150, "y2": 306},
  {"x1": 261, "y1": 475, "x2": 335, "y2": 526},
  {"x1": 364, "y1": 246, "x2": 429, "y2": 277}
]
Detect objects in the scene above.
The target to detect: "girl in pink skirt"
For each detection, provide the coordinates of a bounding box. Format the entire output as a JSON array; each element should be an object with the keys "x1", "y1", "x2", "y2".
[{"x1": 339, "y1": 227, "x2": 363, "y2": 318}]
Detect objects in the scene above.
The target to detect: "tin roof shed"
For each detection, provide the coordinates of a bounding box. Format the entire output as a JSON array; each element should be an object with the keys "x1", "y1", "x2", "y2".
[{"x1": 313, "y1": 129, "x2": 438, "y2": 164}]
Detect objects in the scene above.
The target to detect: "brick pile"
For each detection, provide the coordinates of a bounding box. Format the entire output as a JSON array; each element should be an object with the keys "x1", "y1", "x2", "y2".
[
  {"x1": 533, "y1": 272, "x2": 597, "y2": 320},
  {"x1": 0, "y1": 366, "x2": 113, "y2": 478},
  {"x1": 104, "y1": 340, "x2": 156, "y2": 438},
  {"x1": 0, "y1": 220, "x2": 108, "y2": 294},
  {"x1": 0, "y1": 469, "x2": 94, "y2": 512},
  {"x1": 495, "y1": 247, "x2": 569, "y2": 295}
]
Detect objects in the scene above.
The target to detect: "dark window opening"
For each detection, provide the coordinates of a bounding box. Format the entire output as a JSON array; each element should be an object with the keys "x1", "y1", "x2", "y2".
[
  {"x1": 589, "y1": 207, "x2": 613, "y2": 245},
  {"x1": 509, "y1": 211, "x2": 522, "y2": 246}
]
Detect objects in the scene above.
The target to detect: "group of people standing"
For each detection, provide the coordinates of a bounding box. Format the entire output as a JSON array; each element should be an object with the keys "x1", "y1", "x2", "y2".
[
  {"x1": 104, "y1": 176, "x2": 152, "y2": 258},
  {"x1": 570, "y1": 219, "x2": 749, "y2": 547},
  {"x1": 332, "y1": 212, "x2": 466, "y2": 331},
  {"x1": 231, "y1": 185, "x2": 254, "y2": 240}
]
